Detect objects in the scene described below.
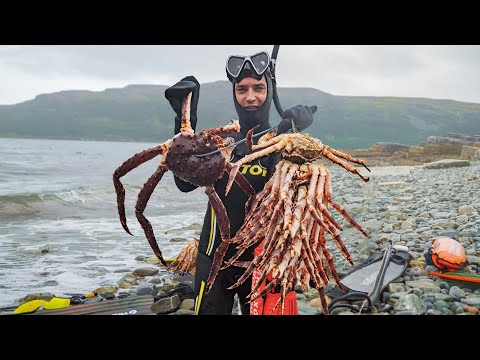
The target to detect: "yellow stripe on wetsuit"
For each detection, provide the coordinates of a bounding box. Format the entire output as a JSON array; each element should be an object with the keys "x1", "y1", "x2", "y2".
[
  {"x1": 205, "y1": 206, "x2": 216, "y2": 256},
  {"x1": 195, "y1": 206, "x2": 216, "y2": 315},
  {"x1": 194, "y1": 280, "x2": 206, "y2": 315}
]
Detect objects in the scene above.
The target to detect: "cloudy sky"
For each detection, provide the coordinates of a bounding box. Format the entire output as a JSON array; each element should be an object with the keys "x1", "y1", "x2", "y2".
[{"x1": 1, "y1": 45, "x2": 480, "y2": 105}]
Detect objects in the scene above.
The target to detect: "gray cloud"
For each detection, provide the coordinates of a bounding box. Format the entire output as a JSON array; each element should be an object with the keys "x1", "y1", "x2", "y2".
[{"x1": 1, "y1": 45, "x2": 480, "y2": 105}]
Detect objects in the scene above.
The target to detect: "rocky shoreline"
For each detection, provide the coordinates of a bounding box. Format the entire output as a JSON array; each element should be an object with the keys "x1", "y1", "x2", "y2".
[
  {"x1": 5, "y1": 156, "x2": 479, "y2": 316},
  {"x1": 342, "y1": 133, "x2": 480, "y2": 167}
]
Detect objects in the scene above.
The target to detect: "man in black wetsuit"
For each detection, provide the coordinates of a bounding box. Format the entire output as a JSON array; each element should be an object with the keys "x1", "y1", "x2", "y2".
[{"x1": 165, "y1": 50, "x2": 316, "y2": 315}]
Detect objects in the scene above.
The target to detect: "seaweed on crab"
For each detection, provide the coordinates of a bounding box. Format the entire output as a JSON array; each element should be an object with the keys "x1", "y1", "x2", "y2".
[{"x1": 112, "y1": 92, "x2": 254, "y2": 292}]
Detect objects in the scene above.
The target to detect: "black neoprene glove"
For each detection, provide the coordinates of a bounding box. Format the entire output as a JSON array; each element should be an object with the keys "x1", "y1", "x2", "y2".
[
  {"x1": 165, "y1": 75, "x2": 200, "y2": 134},
  {"x1": 277, "y1": 105, "x2": 318, "y2": 134}
]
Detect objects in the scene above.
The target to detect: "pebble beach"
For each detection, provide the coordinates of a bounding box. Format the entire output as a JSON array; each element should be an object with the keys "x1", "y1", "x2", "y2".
[{"x1": 7, "y1": 159, "x2": 479, "y2": 316}]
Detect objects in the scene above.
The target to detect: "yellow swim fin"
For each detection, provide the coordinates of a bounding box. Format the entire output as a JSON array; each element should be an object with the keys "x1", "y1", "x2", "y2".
[
  {"x1": 14, "y1": 300, "x2": 49, "y2": 314},
  {"x1": 44, "y1": 297, "x2": 71, "y2": 310},
  {"x1": 13, "y1": 297, "x2": 71, "y2": 314},
  {"x1": 147, "y1": 257, "x2": 176, "y2": 265}
]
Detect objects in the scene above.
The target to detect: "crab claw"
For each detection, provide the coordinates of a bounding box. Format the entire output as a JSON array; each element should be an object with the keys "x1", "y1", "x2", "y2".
[
  {"x1": 245, "y1": 125, "x2": 260, "y2": 151},
  {"x1": 121, "y1": 223, "x2": 133, "y2": 236}
]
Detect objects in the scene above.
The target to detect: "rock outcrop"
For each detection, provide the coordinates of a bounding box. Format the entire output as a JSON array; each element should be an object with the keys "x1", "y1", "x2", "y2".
[
  {"x1": 342, "y1": 133, "x2": 480, "y2": 166},
  {"x1": 422, "y1": 133, "x2": 480, "y2": 146},
  {"x1": 423, "y1": 159, "x2": 471, "y2": 169}
]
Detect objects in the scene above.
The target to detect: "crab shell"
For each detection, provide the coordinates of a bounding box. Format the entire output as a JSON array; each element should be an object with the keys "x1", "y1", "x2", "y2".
[
  {"x1": 165, "y1": 131, "x2": 235, "y2": 186},
  {"x1": 277, "y1": 133, "x2": 325, "y2": 164}
]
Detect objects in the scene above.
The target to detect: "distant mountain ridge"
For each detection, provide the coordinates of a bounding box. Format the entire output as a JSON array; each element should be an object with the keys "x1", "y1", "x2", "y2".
[{"x1": 1, "y1": 81, "x2": 479, "y2": 149}]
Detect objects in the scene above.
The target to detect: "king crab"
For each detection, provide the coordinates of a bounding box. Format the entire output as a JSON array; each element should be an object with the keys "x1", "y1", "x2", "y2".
[
  {"x1": 218, "y1": 128, "x2": 372, "y2": 314},
  {"x1": 113, "y1": 92, "x2": 255, "y2": 288},
  {"x1": 226, "y1": 129, "x2": 370, "y2": 195},
  {"x1": 167, "y1": 238, "x2": 199, "y2": 275}
]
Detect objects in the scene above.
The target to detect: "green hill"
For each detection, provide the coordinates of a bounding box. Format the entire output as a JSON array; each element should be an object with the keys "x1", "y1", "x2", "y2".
[{"x1": 1, "y1": 81, "x2": 479, "y2": 149}]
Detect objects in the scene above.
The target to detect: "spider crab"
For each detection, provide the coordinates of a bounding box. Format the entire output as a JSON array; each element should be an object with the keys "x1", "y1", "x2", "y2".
[
  {"x1": 113, "y1": 92, "x2": 255, "y2": 271},
  {"x1": 221, "y1": 129, "x2": 371, "y2": 314}
]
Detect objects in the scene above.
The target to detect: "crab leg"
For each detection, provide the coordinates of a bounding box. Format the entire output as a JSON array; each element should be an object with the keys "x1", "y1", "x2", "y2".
[
  {"x1": 321, "y1": 147, "x2": 369, "y2": 182},
  {"x1": 312, "y1": 166, "x2": 343, "y2": 231},
  {"x1": 221, "y1": 213, "x2": 272, "y2": 268},
  {"x1": 233, "y1": 162, "x2": 283, "y2": 238},
  {"x1": 225, "y1": 139, "x2": 288, "y2": 195},
  {"x1": 300, "y1": 222, "x2": 327, "y2": 288},
  {"x1": 328, "y1": 200, "x2": 368, "y2": 237},
  {"x1": 167, "y1": 238, "x2": 199, "y2": 274},
  {"x1": 228, "y1": 254, "x2": 264, "y2": 291},
  {"x1": 255, "y1": 219, "x2": 284, "y2": 273},
  {"x1": 325, "y1": 221, "x2": 353, "y2": 265},
  {"x1": 311, "y1": 224, "x2": 330, "y2": 285},
  {"x1": 318, "y1": 287, "x2": 329, "y2": 315},
  {"x1": 319, "y1": 167, "x2": 355, "y2": 265},
  {"x1": 252, "y1": 246, "x2": 293, "y2": 299},
  {"x1": 323, "y1": 167, "x2": 369, "y2": 237},
  {"x1": 289, "y1": 186, "x2": 307, "y2": 240},
  {"x1": 280, "y1": 164, "x2": 299, "y2": 239},
  {"x1": 299, "y1": 238, "x2": 322, "y2": 290},
  {"x1": 180, "y1": 93, "x2": 193, "y2": 134},
  {"x1": 241, "y1": 171, "x2": 275, "y2": 222},
  {"x1": 230, "y1": 191, "x2": 275, "y2": 243},
  {"x1": 245, "y1": 127, "x2": 284, "y2": 151},
  {"x1": 207, "y1": 119, "x2": 241, "y2": 136},
  {"x1": 204, "y1": 185, "x2": 232, "y2": 293},
  {"x1": 223, "y1": 178, "x2": 284, "y2": 269},
  {"x1": 230, "y1": 212, "x2": 284, "y2": 291},
  {"x1": 113, "y1": 141, "x2": 170, "y2": 235},
  {"x1": 224, "y1": 162, "x2": 255, "y2": 198},
  {"x1": 135, "y1": 164, "x2": 169, "y2": 266},
  {"x1": 260, "y1": 240, "x2": 299, "y2": 303},
  {"x1": 249, "y1": 277, "x2": 281, "y2": 303},
  {"x1": 317, "y1": 227, "x2": 343, "y2": 287},
  {"x1": 323, "y1": 145, "x2": 371, "y2": 172},
  {"x1": 304, "y1": 164, "x2": 333, "y2": 235}
]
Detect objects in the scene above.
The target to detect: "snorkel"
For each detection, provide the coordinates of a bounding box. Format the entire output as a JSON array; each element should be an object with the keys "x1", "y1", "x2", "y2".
[{"x1": 270, "y1": 45, "x2": 285, "y2": 117}]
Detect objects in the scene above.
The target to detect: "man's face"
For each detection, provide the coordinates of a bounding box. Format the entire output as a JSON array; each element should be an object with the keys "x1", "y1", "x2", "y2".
[{"x1": 234, "y1": 76, "x2": 267, "y2": 110}]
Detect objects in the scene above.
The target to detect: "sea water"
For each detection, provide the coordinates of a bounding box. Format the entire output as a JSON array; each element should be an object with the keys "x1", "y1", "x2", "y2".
[{"x1": 0, "y1": 138, "x2": 206, "y2": 308}]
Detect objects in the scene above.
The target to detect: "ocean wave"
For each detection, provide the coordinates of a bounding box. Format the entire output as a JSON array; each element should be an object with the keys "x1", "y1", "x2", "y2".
[
  {"x1": 0, "y1": 193, "x2": 44, "y2": 205},
  {"x1": 0, "y1": 183, "x2": 203, "y2": 205},
  {"x1": 0, "y1": 188, "x2": 111, "y2": 221},
  {"x1": 50, "y1": 190, "x2": 87, "y2": 204},
  {"x1": 0, "y1": 188, "x2": 112, "y2": 206}
]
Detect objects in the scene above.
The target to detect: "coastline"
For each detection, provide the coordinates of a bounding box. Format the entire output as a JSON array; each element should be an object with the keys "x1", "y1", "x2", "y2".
[{"x1": 3, "y1": 160, "x2": 479, "y2": 315}]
